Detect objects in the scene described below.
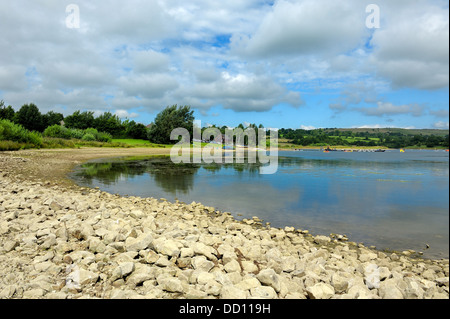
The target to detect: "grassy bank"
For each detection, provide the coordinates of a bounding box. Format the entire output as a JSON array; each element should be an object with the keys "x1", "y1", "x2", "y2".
[
  {"x1": 0, "y1": 119, "x2": 173, "y2": 151},
  {"x1": 112, "y1": 139, "x2": 168, "y2": 148}
]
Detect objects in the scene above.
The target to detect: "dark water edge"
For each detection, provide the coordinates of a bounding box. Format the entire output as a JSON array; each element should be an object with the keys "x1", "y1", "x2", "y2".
[{"x1": 69, "y1": 150, "x2": 449, "y2": 259}]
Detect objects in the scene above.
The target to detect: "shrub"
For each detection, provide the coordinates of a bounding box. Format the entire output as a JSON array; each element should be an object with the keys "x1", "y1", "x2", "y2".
[
  {"x1": 0, "y1": 119, "x2": 43, "y2": 147},
  {"x1": 68, "y1": 128, "x2": 85, "y2": 140},
  {"x1": 27, "y1": 131, "x2": 43, "y2": 147},
  {"x1": 96, "y1": 131, "x2": 112, "y2": 143},
  {"x1": 0, "y1": 140, "x2": 24, "y2": 151},
  {"x1": 84, "y1": 127, "x2": 98, "y2": 136},
  {"x1": 43, "y1": 125, "x2": 71, "y2": 139},
  {"x1": 81, "y1": 133, "x2": 96, "y2": 141},
  {"x1": 42, "y1": 137, "x2": 76, "y2": 149}
]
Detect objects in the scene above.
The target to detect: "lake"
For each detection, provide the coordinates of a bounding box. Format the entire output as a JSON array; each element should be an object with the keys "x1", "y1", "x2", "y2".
[{"x1": 70, "y1": 149, "x2": 449, "y2": 259}]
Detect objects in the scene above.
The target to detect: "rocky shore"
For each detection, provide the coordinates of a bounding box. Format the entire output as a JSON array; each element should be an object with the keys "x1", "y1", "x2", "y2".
[{"x1": 0, "y1": 152, "x2": 449, "y2": 299}]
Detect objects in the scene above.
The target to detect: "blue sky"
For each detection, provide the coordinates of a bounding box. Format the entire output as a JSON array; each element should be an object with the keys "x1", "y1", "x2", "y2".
[{"x1": 0, "y1": 0, "x2": 448, "y2": 130}]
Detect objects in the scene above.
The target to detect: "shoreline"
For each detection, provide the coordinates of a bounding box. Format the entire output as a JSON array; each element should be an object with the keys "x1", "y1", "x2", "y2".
[{"x1": 0, "y1": 148, "x2": 448, "y2": 299}]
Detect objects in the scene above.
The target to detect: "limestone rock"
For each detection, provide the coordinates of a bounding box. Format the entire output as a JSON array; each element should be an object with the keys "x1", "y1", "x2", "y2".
[
  {"x1": 220, "y1": 285, "x2": 247, "y2": 299},
  {"x1": 314, "y1": 235, "x2": 331, "y2": 245},
  {"x1": 256, "y1": 269, "x2": 281, "y2": 292},
  {"x1": 224, "y1": 260, "x2": 241, "y2": 273},
  {"x1": 306, "y1": 282, "x2": 335, "y2": 299},
  {"x1": 3, "y1": 240, "x2": 19, "y2": 252},
  {"x1": 191, "y1": 256, "x2": 214, "y2": 272},
  {"x1": 158, "y1": 277, "x2": 184, "y2": 293},
  {"x1": 78, "y1": 269, "x2": 100, "y2": 286},
  {"x1": 364, "y1": 263, "x2": 381, "y2": 289},
  {"x1": 155, "y1": 239, "x2": 181, "y2": 258},
  {"x1": 331, "y1": 272, "x2": 352, "y2": 293},
  {"x1": 125, "y1": 233, "x2": 153, "y2": 252},
  {"x1": 250, "y1": 286, "x2": 277, "y2": 299},
  {"x1": 111, "y1": 262, "x2": 135, "y2": 281},
  {"x1": 378, "y1": 279, "x2": 404, "y2": 299}
]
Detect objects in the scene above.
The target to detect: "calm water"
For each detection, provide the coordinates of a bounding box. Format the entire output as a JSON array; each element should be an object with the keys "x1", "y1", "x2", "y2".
[{"x1": 70, "y1": 150, "x2": 449, "y2": 259}]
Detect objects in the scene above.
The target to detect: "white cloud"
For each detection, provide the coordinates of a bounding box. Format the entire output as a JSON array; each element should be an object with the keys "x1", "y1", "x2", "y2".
[
  {"x1": 0, "y1": 65, "x2": 28, "y2": 91},
  {"x1": 114, "y1": 109, "x2": 139, "y2": 119},
  {"x1": 233, "y1": 0, "x2": 369, "y2": 58},
  {"x1": 300, "y1": 125, "x2": 316, "y2": 130},
  {"x1": 430, "y1": 109, "x2": 450, "y2": 118},
  {"x1": 329, "y1": 81, "x2": 385, "y2": 114},
  {"x1": 132, "y1": 50, "x2": 170, "y2": 73},
  {"x1": 369, "y1": 1, "x2": 449, "y2": 89},
  {"x1": 175, "y1": 71, "x2": 303, "y2": 112},
  {"x1": 117, "y1": 73, "x2": 179, "y2": 99},
  {"x1": 433, "y1": 121, "x2": 449, "y2": 129},
  {"x1": 355, "y1": 102, "x2": 425, "y2": 117},
  {"x1": 354, "y1": 124, "x2": 384, "y2": 129}
]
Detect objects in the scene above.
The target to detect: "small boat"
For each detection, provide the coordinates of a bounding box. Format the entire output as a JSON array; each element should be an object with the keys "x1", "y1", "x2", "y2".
[
  {"x1": 400, "y1": 149, "x2": 405, "y2": 153},
  {"x1": 374, "y1": 149, "x2": 385, "y2": 152}
]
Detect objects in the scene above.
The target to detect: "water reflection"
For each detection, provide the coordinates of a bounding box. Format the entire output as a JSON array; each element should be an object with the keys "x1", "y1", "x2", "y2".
[
  {"x1": 74, "y1": 156, "x2": 198, "y2": 195},
  {"x1": 72, "y1": 155, "x2": 265, "y2": 196}
]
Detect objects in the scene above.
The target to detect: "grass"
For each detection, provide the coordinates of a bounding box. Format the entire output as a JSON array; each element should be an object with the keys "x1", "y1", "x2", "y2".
[
  {"x1": 112, "y1": 139, "x2": 151, "y2": 145},
  {"x1": 112, "y1": 139, "x2": 168, "y2": 148},
  {"x1": 0, "y1": 140, "x2": 35, "y2": 151},
  {"x1": 0, "y1": 137, "x2": 168, "y2": 151},
  {"x1": 328, "y1": 136, "x2": 381, "y2": 143}
]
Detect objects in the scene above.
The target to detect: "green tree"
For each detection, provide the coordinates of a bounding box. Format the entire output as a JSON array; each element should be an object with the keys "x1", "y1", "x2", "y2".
[
  {"x1": 94, "y1": 112, "x2": 125, "y2": 137},
  {"x1": 15, "y1": 103, "x2": 44, "y2": 132},
  {"x1": 64, "y1": 110, "x2": 95, "y2": 130},
  {"x1": 42, "y1": 111, "x2": 64, "y2": 128},
  {"x1": 124, "y1": 120, "x2": 148, "y2": 139},
  {"x1": 147, "y1": 105, "x2": 194, "y2": 144},
  {"x1": 0, "y1": 101, "x2": 15, "y2": 121}
]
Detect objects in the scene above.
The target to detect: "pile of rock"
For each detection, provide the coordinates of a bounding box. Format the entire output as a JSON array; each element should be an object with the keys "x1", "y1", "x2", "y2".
[{"x1": 0, "y1": 156, "x2": 448, "y2": 299}]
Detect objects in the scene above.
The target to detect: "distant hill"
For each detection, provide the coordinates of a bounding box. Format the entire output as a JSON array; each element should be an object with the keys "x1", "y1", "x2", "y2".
[
  {"x1": 277, "y1": 127, "x2": 449, "y2": 148},
  {"x1": 321, "y1": 128, "x2": 449, "y2": 136}
]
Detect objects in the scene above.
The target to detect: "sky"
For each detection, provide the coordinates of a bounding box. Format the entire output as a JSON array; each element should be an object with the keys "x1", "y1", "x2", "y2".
[{"x1": 0, "y1": 0, "x2": 448, "y2": 130}]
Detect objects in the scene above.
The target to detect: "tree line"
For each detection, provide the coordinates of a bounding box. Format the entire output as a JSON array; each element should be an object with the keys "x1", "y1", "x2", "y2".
[
  {"x1": 278, "y1": 128, "x2": 449, "y2": 149},
  {"x1": 0, "y1": 101, "x2": 148, "y2": 140}
]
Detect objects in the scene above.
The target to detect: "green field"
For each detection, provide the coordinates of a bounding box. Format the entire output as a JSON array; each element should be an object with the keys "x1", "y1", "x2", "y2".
[
  {"x1": 323, "y1": 128, "x2": 449, "y2": 136},
  {"x1": 112, "y1": 139, "x2": 167, "y2": 148},
  {"x1": 328, "y1": 136, "x2": 381, "y2": 143}
]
